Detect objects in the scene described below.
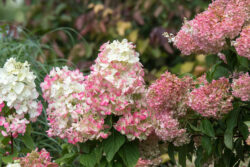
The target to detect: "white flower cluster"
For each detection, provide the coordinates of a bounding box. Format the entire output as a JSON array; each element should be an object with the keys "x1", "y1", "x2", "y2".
[
  {"x1": 6, "y1": 162, "x2": 21, "y2": 167},
  {"x1": 0, "y1": 58, "x2": 42, "y2": 137}
]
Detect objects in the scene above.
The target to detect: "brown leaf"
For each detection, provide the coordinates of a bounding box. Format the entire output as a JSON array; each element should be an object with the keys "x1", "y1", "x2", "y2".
[
  {"x1": 154, "y1": 6, "x2": 163, "y2": 18},
  {"x1": 53, "y1": 41, "x2": 64, "y2": 58},
  {"x1": 133, "y1": 11, "x2": 144, "y2": 25},
  {"x1": 150, "y1": 27, "x2": 174, "y2": 54},
  {"x1": 58, "y1": 31, "x2": 68, "y2": 42},
  {"x1": 75, "y1": 14, "x2": 85, "y2": 30},
  {"x1": 99, "y1": 21, "x2": 106, "y2": 33},
  {"x1": 68, "y1": 43, "x2": 86, "y2": 65},
  {"x1": 76, "y1": 61, "x2": 94, "y2": 71}
]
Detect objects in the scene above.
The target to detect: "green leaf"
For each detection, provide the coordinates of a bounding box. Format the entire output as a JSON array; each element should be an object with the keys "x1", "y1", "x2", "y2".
[
  {"x1": 178, "y1": 146, "x2": 186, "y2": 167},
  {"x1": 79, "y1": 145, "x2": 102, "y2": 167},
  {"x1": 55, "y1": 153, "x2": 76, "y2": 164},
  {"x1": 206, "y1": 61, "x2": 221, "y2": 82},
  {"x1": 99, "y1": 159, "x2": 107, "y2": 167},
  {"x1": 103, "y1": 130, "x2": 125, "y2": 162},
  {"x1": 20, "y1": 133, "x2": 36, "y2": 150},
  {"x1": 237, "y1": 55, "x2": 249, "y2": 69},
  {"x1": 244, "y1": 121, "x2": 250, "y2": 127},
  {"x1": 201, "y1": 136, "x2": 212, "y2": 155},
  {"x1": 168, "y1": 143, "x2": 176, "y2": 164},
  {"x1": 2, "y1": 152, "x2": 18, "y2": 164},
  {"x1": 212, "y1": 66, "x2": 230, "y2": 80},
  {"x1": 238, "y1": 122, "x2": 249, "y2": 139},
  {"x1": 79, "y1": 152, "x2": 97, "y2": 167},
  {"x1": 235, "y1": 138, "x2": 244, "y2": 160},
  {"x1": 188, "y1": 123, "x2": 201, "y2": 132},
  {"x1": 118, "y1": 142, "x2": 139, "y2": 167},
  {"x1": 194, "y1": 147, "x2": 203, "y2": 167},
  {"x1": 224, "y1": 108, "x2": 239, "y2": 150},
  {"x1": 94, "y1": 145, "x2": 103, "y2": 164},
  {"x1": 200, "y1": 119, "x2": 215, "y2": 137},
  {"x1": 114, "y1": 161, "x2": 123, "y2": 167}
]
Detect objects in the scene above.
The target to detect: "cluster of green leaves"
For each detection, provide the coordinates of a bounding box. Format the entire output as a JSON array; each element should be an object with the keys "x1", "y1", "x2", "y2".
[{"x1": 56, "y1": 130, "x2": 139, "y2": 167}]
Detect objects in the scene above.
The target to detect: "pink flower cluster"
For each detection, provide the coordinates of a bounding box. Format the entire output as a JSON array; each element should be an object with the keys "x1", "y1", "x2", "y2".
[
  {"x1": 172, "y1": 0, "x2": 249, "y2": 55},
  {"x1": 18, "y1": 148, "x2": 58, "y2": 167},
  {"x1": 85, "y1": 39, "x2": 152, "y2": 140},
  {"x1": 188, "y1": 77, "x2": 233, "y2": 119},
  {"x1": 232, "y1": 72, "x2": 250, "y2": 101},
  {"x1": 147, "y1": 72, "x2": 193, "y2": 117},
  {"x1": 41, "y1": 39, "x2": 152, "y2": 142},
  {"x1": 234, "y1": 25, "x2": 250, "y2": 59},
  {"x1": 41, "y1": 67, "x2": 108, "y2": 144},
  {"x1": 147, "y1": 72, "x2": 192, "y2": 146}
]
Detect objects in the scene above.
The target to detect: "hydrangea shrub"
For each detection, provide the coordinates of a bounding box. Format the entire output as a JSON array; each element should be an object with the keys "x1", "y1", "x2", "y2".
[{"x1": 0, "y1": 0, "x2": 249, "y2": 166}]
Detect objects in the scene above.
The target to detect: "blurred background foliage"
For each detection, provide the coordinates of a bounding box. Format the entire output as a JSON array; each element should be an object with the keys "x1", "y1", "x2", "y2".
[{"x1": 0, "y1": 0, "x2": 210, "y2": 83}]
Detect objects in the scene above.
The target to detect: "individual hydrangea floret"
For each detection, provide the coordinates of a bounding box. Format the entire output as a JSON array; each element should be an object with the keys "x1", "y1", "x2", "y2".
[
  {"x1": 0, "y1": 58, "x2": 42, "y2": 137},
  {"x1": 171, "y1": 0, "x2": 249, "y2": 55},
  {"x1": 41, "y1": 67, "x2": 108, "y2": 144},
  {"x1": 232, "y1": 72, "x2": 250, "y2": 101},
  {"x1": 188, "y1": 77, "x2": 233, "y2": 119},
  {"x1": 234, "y1": 25, "x2": 250, "y2": 60}
]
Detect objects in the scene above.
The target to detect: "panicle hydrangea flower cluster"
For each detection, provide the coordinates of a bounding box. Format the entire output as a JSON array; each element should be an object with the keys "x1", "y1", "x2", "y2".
[
  {"x1": 7, "y1": 148, "x2": 58, "y2": 167},
  {"x1": 85, "y1": 39, "x2": 153, "y2": 140},
  {"x1": 188, "y1": 77, "x2": 233, "y2": 119},
  {"x1": 0, "y1": 58, "x2": 42, "y2": 137},
  {"x1": 172, "y1": 0, "x2": 249, "y2": 55},
  {"x1": 41, "y1": 39, "x2": 152, "y2": 142},
  {"x1": 234, "y1": 25, "x2": 250, "y2": 59},
  {"x1": 147, "y1": 71, "x2": 193, "y2": 117},
  {"x1": 231, "y1": 72, "x2": 250, "y2": 101},
  {"x1": 41, "y1": 67, "x2": 108, "y2": 144},
  {"x1": 147, "y1": 71, "x2": 192, "y2": 146}
]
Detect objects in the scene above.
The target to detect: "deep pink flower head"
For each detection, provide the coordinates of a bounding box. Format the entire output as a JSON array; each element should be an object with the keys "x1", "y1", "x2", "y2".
[
  {"x1": 188, "y1": 77, "x2": 233, "y2": 119},
  {"x1": 147, "y1": 71, "x2": 193, "y2": 117},
  {"x1": 234, "y1": 25, "x2": 250, "y2": 59},
  {"x1": 232, "y1": 72, "x2": 250, "y2": 101},
  {"x1": 172, "y1": 0, "x2": 249, "y2": 55}
]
